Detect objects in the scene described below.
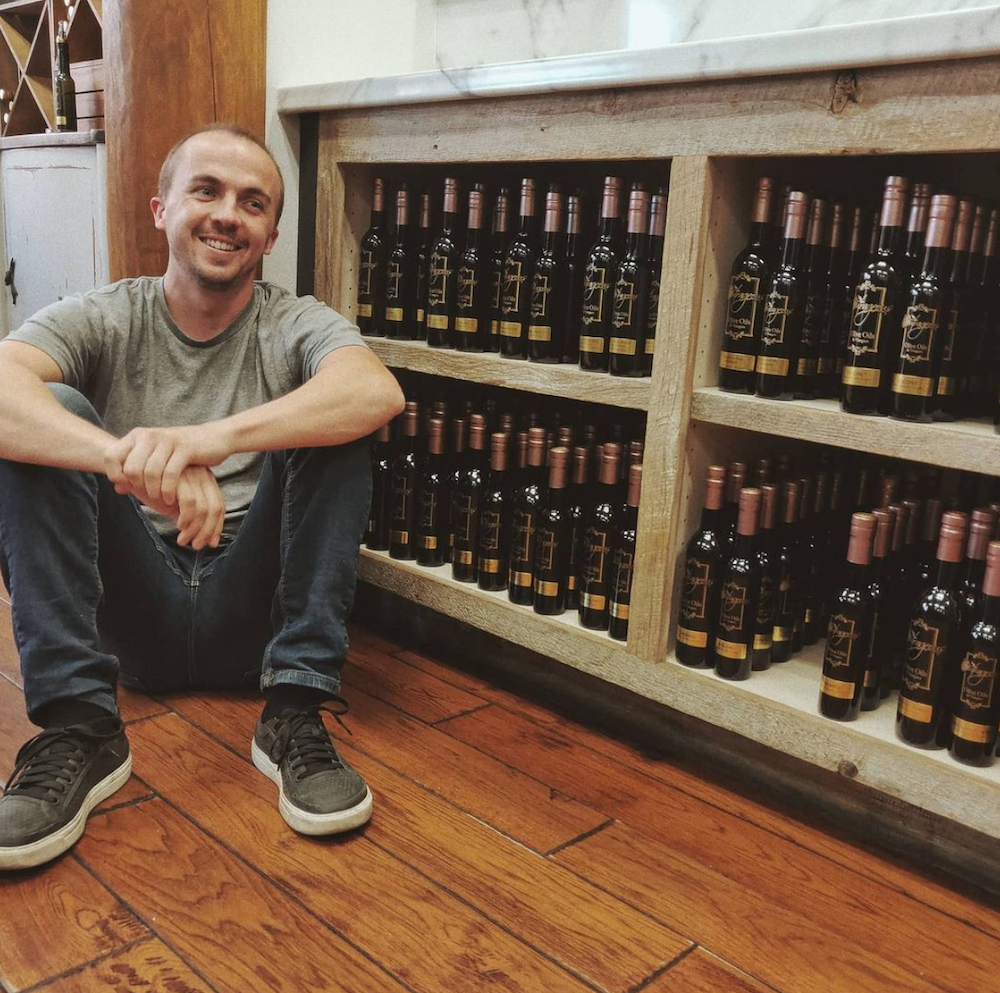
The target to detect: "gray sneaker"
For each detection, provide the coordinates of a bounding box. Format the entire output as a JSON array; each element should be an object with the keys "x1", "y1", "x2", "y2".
[
  {"x1": 0, "y1": 717, "x2": 131, "y2": 870},
  {"x1": 251, "y1": 701, "x2": 372, "y2": 836}
]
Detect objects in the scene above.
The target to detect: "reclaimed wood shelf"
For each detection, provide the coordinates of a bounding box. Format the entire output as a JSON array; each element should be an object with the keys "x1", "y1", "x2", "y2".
[
  {"x1": 366, "y1": 337, "x2": 652, "y2": 411},
  {"x1": 690, "y1": 387, "x2": 1000, "y2": 476}
]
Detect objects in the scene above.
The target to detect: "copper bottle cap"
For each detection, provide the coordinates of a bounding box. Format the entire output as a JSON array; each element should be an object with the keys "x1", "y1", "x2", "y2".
[
  {"x1": 490, "y1": 431, "x2": 509, "y2": 471},
  {"x1": 726, "y1": 462, "x2": 748, "y2": 504},
  {"x1": 902, "y1": 499, "x2": 922, "y2": 546},
  {"x1": 572, "y1": 446, "x2": 589, "y2": 485},
  {"x1": 872, "y1": 507, "x2": 895, "y2": 559},
  {"x1": 372, "y1": 177, "x2": 385, "y2": 211},
  {"x1": 879, "y1": 474, "x2": 899, "y2": 508},
  {"x1": 984, "y1": 208, "x2": 999, "y2": 260},
  {"x1": 442, "y1": 177, "x2": 459, "y2": 215},
  {"x1": 906, "y1": 183, "x2": 933, "y2": 234},
  {"x1": 827, "y1": 202, "x2": 845, "y2": 250},
  {"x1": 967, "y1": 512, "x2": 994, "y2": 562},
  {"x1": 427, "y1": 417, "x2": 445, "y2": 455},
  {"x1": 754, "y1": 458, "x2": 773, "y2": 487},
  {"x1": 649, "y1": 193, "x2": 668, "y2": 239},
  {"x1": 597, "y1": 445, "x2": 621, "y2": 486},
  {"x1": 737, "y1": 487, "x2": 762, "y2": 537},
  {"x1": 798, "y1": 477, "x2": 813, "y2": 521},
  {"x1": 848, "y1": 206, "x2": 866, "y2": 253},
  {"x1": 969, "y1": 202, "x2": 987, "y2": 257},
  {"x1": 704, "y1": 464, "x2": 726, "y2": 511},
  {"x1": 419, "y1": 191, "x2": 431, "y2": 229},
  {"x1": 923, "y1": 195, "x2": 957, "y2": 249},
  {"x1": 879, "y1": 176, "x2": 910, "y2": 229},
  {"x1": 761, "y1": 483, "x2": 779, "y2": 530},
  {"x1": 784, "y1": 192, "x2": 810, "y2": 241},
  {"x1": 888, "y1": 503, "x2": 909, "y2": 554},
  {"x1": 467, "y1": 189, "x2": 484, "y2": 230},
  {"x1": 983, "y1": 542, "x2": 1000, "y2": 598},
  {"x1": 806, "y1": 198, "x2": 827, "y2": 247},
  {"x1": 627, "y1": 189, "x2": 651, "y2": 235},
  {"x1": 450, "y1": 417, "x2": 468, "y2": 454},
  {"x1": 519, "y1": 178, "x2": 536, "y2": 218},
  {"x1": 921, "y1": 497, "x2": 944, "y2": 543},
  {"x1": 547, "y1": 446, "x2": 569, "y2": 489},
  {"x1": 493, "y1": 189, "x2": 510, "y2": 235},
  {"x1": 395, "y1": 186, "x2": 409, "y2": 227},
  {"x1": 543, "y1": 188, "x2": 564, "y2": 234},
  {"x1": 781, "y1": 480, "x2": 801, "y2": 525},
  {"x1": 627, "y1": 464, "x2": 643, "y2": 507},
  {"x1": 847, "y1": 512, "x2": 877, "y2": 566},
  {"x1": 527, "y1": 426, "x2": 547, "y2": 467},
  {"x1": 938, "y1": 511, "x2": 969, "y2": 564},
  {"x1": 566, "y1": 195, "x2": 582, "y2": 236},
  {"x1": 402, "y1": 409, "x2": 420, "y2": 438},
  {"x1": 751, "y1": 177, "x2": 774, "y2": 225},
  {"x1": 813, "y1": 470, "x2": 830, "y2": 515},
  {"x1": 375, "y1": 423, "x2": 391, "y2": 444},
  {"x1": 951, "y1": 199, "x2": 975, "y2": 253},
  {"x1": 469, "y1": 418, "x2": 486, "y2": 452},
  {"x1": 601, "y1": 177, "x2": 622, "y2": 219}
]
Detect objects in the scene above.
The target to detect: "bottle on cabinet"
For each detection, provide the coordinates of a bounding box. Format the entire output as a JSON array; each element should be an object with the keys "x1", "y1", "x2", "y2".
[
  {"x1": 388, "y1": 404, "x2": 421, "y2": 560},
  {"x1": 528, "y1": 187, "x2": 568, "y2": 364},
  {"x1": 500, "y1": 178, "x2": 537, "y2": 358},
  {"x1": 476, "y1": 432, "x2": 511, "y2": 593},
  {"x1": 642, "y1": 189, "x2": 667, "y2": 375},
  {"x1": 579, "y1": 176, "x2": 622, "y2": 372},
  {"x1": 415, "y1": 417, "x2": 449, "y2": 567},
  {"x1": 54, "y1": 21, "x2": 77, "y2": 133},
  {"x1": 426, "y1": 177, "x2": 460, "y2": 347},
  {"x1": 454, "y1": 188, "x2": 491, "y2": 352},
  {"x1": 488, "y1": 187, "x2": 512, "y2": 352},
  {"x1": 365, "y1": 423, "x2": 394, "y2": 551},
  {"x1": 610, "y1": 187, "x2": 652, "y2": 377},
  {"x1": 357, "y1": 177, "x2": 387, "y2": 336},
  {"x1": 385, "y1": 186, "x2": 419, "y2": 340},
  {"x1": 579, "y1": 443, "x2": 622, "y2": 629},
  {"x1": 609, "y1": 463, "x2": 642, "y2": 641},
  {"x1": 451, "y1": 416, "x2": 486, "y2": 582},
  {"x1": 533, "y1": 446, "x2": 572, "y2": 616},
  {"x1": 508, "y1": 426, "x2": 548, "y2": 605},
  {"x1": 561, "y1": 192, "x2": 586, "y2": 363}
]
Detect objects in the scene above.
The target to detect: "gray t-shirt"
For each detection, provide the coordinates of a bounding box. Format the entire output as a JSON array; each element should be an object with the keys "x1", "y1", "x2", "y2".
[{"x1": 8, "y1": 277, "x2": 366, "y2": 534}]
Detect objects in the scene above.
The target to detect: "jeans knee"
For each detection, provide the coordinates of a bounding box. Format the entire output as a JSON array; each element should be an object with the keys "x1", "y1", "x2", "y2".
[{"x1": 47, "y1": 384, "x2": 101, "y2": 426}]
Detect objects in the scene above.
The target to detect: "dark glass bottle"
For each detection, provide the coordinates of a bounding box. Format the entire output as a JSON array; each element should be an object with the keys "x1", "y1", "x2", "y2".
[
  {"x1": 933, "y1": 198, "x2": 976, "y2": 420},
  {"x1": 54, "y1": 21, "x2": 76, "y2": 133},
  {"x1": 388, "y1": 404, "x2": 421, "y2": 560},
  {"x1": 719, "y1": 176, "x2": 773, "y2": 393},
  {"x1": 488, "y1": 188, "x2": 511, "y2": 353},
  {"x1": 967, "y1": 206, "x2": 998, "y2": 417},
  {"x1": 834, "y1": 207, "x2": 870, "y2": 396},
  {"x1": 756, "y1": 191, "x2": 810, "y2": 400},
  {"x1": 476, "y1": 432, "x2": 510, "y2": 592},
  {"x1": 533, "y1": 447, "x2": 572, "y2": 616},
  {"x1": 565, "y1": 445, "x2": 590, "y2": 611},
  {"x1": 752, "y1": 483, "x2": 780, "y2": 670},
  {"x1": 561, "y1": 193, "x2": 586, "y2": 364},
  {"x1": 609, "y1": 463, "x2": 642, "y2": 641},
  {"x1": 451, "y1": 415, "x2": 487, "y2": 583},
  {"x1": 413, "y1": 190, "x2": 432, "y2": 340},
  {"x1": 816, "y1": 201, "x2": 846, "y2": 399},
  {"x1": 794, "y1": 198, "x2": 828, "y2": 400},
  {"x1": 676, "y1": 465, "x2": 727, "y2": 667},
  {"x1": 579, "y1": 444, "x2": 622, "y2": 630},
  {"x1": 841, "y1": 175, "x2": 910, "y2": 415},
  {"x1": 950, "y1": 540, "x2": 1000, "y2": 765},
  {"x1": 415, "y1": 417, "x2": 449, "y2": 567},
  {"x1": 790, "y1": 476, "x2": 812, "y2": 654},
  {"x1": 357, "y1": 177, "x2": 387, "y2": 336},
  {"x1": 454, "y1": 188, "x2": 490, "y2": 352},
  {"x1": 770, "y1": 185, "x2": 790, "y2": 269},
  {"x1": 862, "y1": 507, "x2": 895, "y2": 710},
  {"x1": 642, "y1": 190, "x2": 667, "y2": 376},
  {"x1": 890, "y1": 194, "x2": 956, "y2": 421},
  {"x1": 801, "y1": 470, "x2": 829, "y2": 646},
  {"x1": 897, "y1": 512, "x2": 968, "y2": 747},
  {"x1": 819, "y1": 512, "x2": 878, "y2": 721},
  {"x1": 579, "y1": 176, "x2": 622, "y2": 372},
  {"x1": 385, "y1": 186, "x2": 419, "y2": 340},
  {"x1": 715, "y1": 487, "x2": 763, "y2": 680},
  {"x1": 723, "y1": 460, "x2": 749, "y2": 553},
  {"x1": 500, "y1": 179, "x2": 537, "y2": 358},
  {"x1": 902, "y1": 183, "x2": 933, "y2": 286},
  {"x1": 528, "y1": 187, "x2": 567, "y2": 363},
  {"x1": 365, "y1": 422, "x2": 394, "y2": 551},
  {"x1": 958, "y1": 508, "x2": 996, "y2": 620},
  {"x1": 958, "y1": 203, "x2": 988, "y2": 415},
  {"x1": 508, "y1": 427, "x2": 548, "y2": 605},
  {"x1": 426, "y1": 177, "x2": 460, "y2": 348},
  {"x1": 610, "y1": 188, "x2": 652, "y2": 377}
]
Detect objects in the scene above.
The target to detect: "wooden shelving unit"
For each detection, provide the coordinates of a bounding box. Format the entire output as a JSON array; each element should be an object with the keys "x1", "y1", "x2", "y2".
[
  {"x1": 305, "y1": 52, "x2": 1000, "y2": 849},
  {"x1": 0, "y1": 0, "x2": 102, "y2": 137}
]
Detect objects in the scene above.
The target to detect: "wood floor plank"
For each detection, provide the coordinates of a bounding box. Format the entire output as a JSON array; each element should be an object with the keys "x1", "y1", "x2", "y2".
[
  {"x1": 92, "y1": 775, "x2": 155, "y2": 814},
  {"x1": 162, "y1": 685, "x2": 607, "y2": 853},
  {"x1": 554, "y1": 820, "x2": 969, "y2": 993},
  {"x1": 76, "y1": 798, "x2": 408, "y2": 993},
  {"x1": 118, "y1": 686, "x2": 169, "y2": 724},
  {"x1": 344, "y1": 641, "x2": 488, "y2": 723},
  {"x1": 42, "y1": 937, "x2": 216, "y2": 993},
  {"x1": 347, "y1": 623, "x2": 405, "y2": 656},
  {"x1": 124, "y1": 713, "x2": 595, "y2": 993},
  {"x1": 442, "y1": 703, "x2": 1000, "y2": 967},
  {"x1": 0, "y1": 856, "x2": 149, "y2": 992},
  {"x1": 643, "y1": 949, "x2": 773, "y2": 993}
]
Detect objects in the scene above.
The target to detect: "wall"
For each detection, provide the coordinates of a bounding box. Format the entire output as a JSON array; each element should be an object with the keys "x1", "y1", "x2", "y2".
[{"x1": 263, "y1": 0, "x2": 982, "y2": 290}]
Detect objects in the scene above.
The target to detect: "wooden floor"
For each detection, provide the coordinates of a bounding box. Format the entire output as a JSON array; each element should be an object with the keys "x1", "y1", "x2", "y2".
[{"x1": 2, "y1": 597, "x2": 1000, "y2": 993}]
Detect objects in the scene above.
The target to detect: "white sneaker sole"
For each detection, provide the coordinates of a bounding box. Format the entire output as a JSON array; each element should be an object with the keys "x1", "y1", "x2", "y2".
[
  {"x1": 0, "y1": 754, "x2": 133, "y2": 871},
  {"x1": 251, "y1": 739, "x2": 373, "y2": 836}
]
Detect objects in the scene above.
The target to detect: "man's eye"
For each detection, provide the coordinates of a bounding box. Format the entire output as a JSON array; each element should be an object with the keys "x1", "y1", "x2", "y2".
[
  {"x1": 195, "y1": 187, "x2": 215, "y2": 197},
  {"x1": 247, "y1": 199, "x2": 264, "y2": 211}
]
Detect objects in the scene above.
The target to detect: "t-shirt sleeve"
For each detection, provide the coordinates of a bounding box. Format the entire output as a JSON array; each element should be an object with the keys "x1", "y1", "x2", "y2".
[
  {"x1": 278, "y1": 293, "x2": 368, "y2": 383},
  {"x1": 5, "y1": 292, "x2": 108, "y2": 390}
]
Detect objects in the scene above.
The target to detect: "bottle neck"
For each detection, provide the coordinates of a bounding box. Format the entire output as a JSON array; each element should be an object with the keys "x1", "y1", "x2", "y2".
[
  {"x1": 58, "y1": 40, "x2": 71, "y2": 75},
  {"x1": 748, "y1": 221, "x2": 769, "y2": 250},
  {"x1": 780, "y1": 236, "x2": 804, "y2": 269},
  {"x1": 843, "y1": 560, "x2": 870, "y2": 588},
  {"x1": 963, "y1": 557, "x2": 987, "y2": 592},
  {"x1": 465, "y1": 227, "x2": 482, "y2": 252},
  {"x1": 904, "y1": 228, "x2": 924, "y2": 260},
  {"x1": 597, "y1": 216, "x2": 616, "y2": 244},
  {"x1": 369, "y1": 208, "x2": 385, "y2": 230},
  {"x1": 700, "y1": 506, "x2": 723, "y2": 532},
  {"x1": 541, "y1": 228, "x2": 560, "y2": 255},
  {"x1": 877, "y1": 224, "x2": 902, "y2": 256},
  {"x1": 949, "y1": 250, "x2": 968, "y2": 283},
  {"x1": 980, "y1": 591, "x2": 1000, "y2": 626},
  {"x1": 626, "y1": 231, "x2": 647, "y2": 261},
  {"x1": 517, "y1": 214, "x2": 533, "y2": 240},
  {"x1": 935, "y1": 558, "x2": 961, "y2": 590},
  {"x1": 735, "y1": 531, "x2": 757, "y2": 558},
  {"x1": 920, "y1": 244, "x2": 949, "y2": 277}
]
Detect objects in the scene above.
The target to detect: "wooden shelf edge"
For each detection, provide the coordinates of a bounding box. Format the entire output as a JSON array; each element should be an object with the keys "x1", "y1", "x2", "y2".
[
  {"x1": 365, "y1": 337, "x2": 652, "y2": 411},
  {"x1": 691, "y1": 388, "x2": 1000, "y2": 475},
  {"x1": 359, "y1": 547, "x2": 1000, "y2": 840}
]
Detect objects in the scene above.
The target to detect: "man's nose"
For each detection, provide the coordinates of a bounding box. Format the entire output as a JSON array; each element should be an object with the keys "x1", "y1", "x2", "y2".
[{"x1": 210, "y1": 193, "x2": 240, "y2": 227}]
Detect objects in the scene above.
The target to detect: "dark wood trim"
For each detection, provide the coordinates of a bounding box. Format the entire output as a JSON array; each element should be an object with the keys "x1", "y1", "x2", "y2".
[{"x1": 296, "y1": 112, "x2": 318, "y2": 298}]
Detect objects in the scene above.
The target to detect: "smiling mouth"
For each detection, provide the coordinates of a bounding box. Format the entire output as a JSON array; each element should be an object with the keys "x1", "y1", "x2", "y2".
[{"x1": 201, "y1": 237, "x2": 240, "y2": 253}]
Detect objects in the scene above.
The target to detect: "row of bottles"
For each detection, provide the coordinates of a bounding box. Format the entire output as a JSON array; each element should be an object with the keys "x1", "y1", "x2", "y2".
[
  {"x1": 356, "y1": 173, "x2": 667, "y2": 376},
  {"x1": 366, "y1": 381, "x2": 646, "y2": 640},
  {"x1": 719, "y1": 174, "x2": 1000, "y2": 425},
  {"x1": 676, "y1": 450, "x2": 1000, "y2": 766}
]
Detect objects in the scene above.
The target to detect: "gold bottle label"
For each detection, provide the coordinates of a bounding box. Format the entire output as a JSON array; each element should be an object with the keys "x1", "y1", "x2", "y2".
[
  {"x1": 528, "y1": 325, "x2": 553, "y2": 341},
  {"x1": 820, "y1": 675, "x2": 856, "y2": 700},
  {"x1": 761, "y1": 291, "x2": 791, "y2": 348},
  {"x1": 952, "y1": 716, "x2": 993, "y2": 744},
  {"x1": 823, "y1": 612, "x2": 858, "y2": 672},
  {"x1": 714, "y1": 637, "x2": 747, "y2": 660},
  {"x1": 511, "y1": 570, "x2": 533, "y2": 588},
  {"x1": 356, "y1": 303, "x2": 373, "y2": 318},
  {"x1": 753, "y1": 633, "x2": 772, "y2": 650},
  {"x1": 796, "y1": 358, "x2": 817, "y2": 377},
  {"x1": 677, "y1": 626, "x2": 708, "y2": 648},
  {"x1": 580, "y1": 592, "x2": 607, "y2": 610},
  {"x1": 389, "y1": 529, "x2": 409, "y2": 544},
  {"x1": 455, "y1": 550, "x2": 474, "y2": 565},
  {"x1": 863, "y1": 669, "x2": 878, "y2": 688},
  {"x1": 502, "y1": 260, "x2": 527, "y2": 315},
  {"x1": 958, "y1": 650, "x2": 998, "y2": 713},
  {"x1": 936, "y1": 376, "x2": 956, "y2": 396},
  {"x1": 535, "y1": 579, "x2": 560, "y2": 597},
  {"x1": 419, "y1": 535, "x2": 439, "y2": 550},
  {"x1": 609, "y1": 337, "x2": 637, "y2": 355},
  {"x1": 581, "y1": 264, "x2": 611, "y2": 325},
  {"x1": 720, "y1": 351, "x2": 755, "y2": 372},
  {"x1": 719, "y1": 580, "x2": 749, "y2": 634},
  {"x1": 385, "y1": 308, "x2": 404, "y2": 322},
  {"x1": 500, "y1": 321, "x2": 523, "y2": 338},
  {"x1": 756, "y1": 356, "x2": 789, "y2": 377},
  {"x1": 725, "y1": 272, "x2": 761, "y2": 343},
  {"x1": 645, "y1": 337, "x2": 655, "y2": 355},
  {"x1": 899, "y1": 303, "x2": 938, "y2": 365},
  {"x1": 478, "y1": 558, "x2": 501, "y2": 574},
  {"x1": 842, "y1": 365, "x2": 880, "y2": 388},
  {"x1": 454, "y1": 317, "x2": 479, "y2": 333},
  {"x1": 610, "y1": 601, "x2": 630, "y2": 620},
  {"x1": 579, "y1": 335, "x2": 606, "y2": 353},
  {"x1": 772, "y1": 625, "x2": 792, "y2": 643},
  {"x1": 681, "y1": 559, "x2": 711, "y2": 621},
  {"x1": 847, "y1": 279, "x2": 891, "y2": 358},
  {"x1": 426, "y1": 313, "x2": 449, "y2": 330},
  {"x1": 612, "y1": 275, "x2": 638, "y2": 329},
  {"x1": 899, "y1": 697, "x2": 933, "y2": 723},
  {"x1": 902, "y1": 617, "x2": 946, "y2": 694},
  {"x1": 892, "y1": 373, "x2": 935, "y2": 397}
]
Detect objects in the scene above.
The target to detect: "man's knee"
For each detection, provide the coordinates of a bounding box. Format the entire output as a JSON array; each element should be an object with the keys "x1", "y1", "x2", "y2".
[{"x1": 47, "y1": 384, "x2": 101, "y2": 427}]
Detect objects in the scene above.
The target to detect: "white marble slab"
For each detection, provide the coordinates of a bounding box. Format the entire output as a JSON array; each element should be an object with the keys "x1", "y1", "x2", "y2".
[{"x1": 277, "y1": 5, "x2": 1000, "y2": 114}]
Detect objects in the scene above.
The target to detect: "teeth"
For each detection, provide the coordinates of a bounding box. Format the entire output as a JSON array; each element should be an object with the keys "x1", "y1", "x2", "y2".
[{"x1": 203, "y1": 238, "x2": 237, "y2": 252}]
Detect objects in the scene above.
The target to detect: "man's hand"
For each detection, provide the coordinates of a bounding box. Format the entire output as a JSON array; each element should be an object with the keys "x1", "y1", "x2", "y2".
[
  {"x1": 105, "y1": 424, "x2": 234, "y2": 506},
  {"x1": 130, "y1": 464, "x2": 227, "y2": 549}
]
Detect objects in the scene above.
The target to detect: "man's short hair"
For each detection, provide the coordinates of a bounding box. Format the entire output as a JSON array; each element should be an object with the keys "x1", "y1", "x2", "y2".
[{"x1": 158, "y1": 123, "x2": 285, "y2": 223}]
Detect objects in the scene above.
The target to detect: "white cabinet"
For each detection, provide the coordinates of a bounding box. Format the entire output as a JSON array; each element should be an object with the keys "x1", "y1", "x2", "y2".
[{"x1": 0, "y1": 137, "x2": 108, "y2": 336}]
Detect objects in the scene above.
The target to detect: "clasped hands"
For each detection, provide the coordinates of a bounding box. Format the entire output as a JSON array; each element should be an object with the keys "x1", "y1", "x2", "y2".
[{"x1": 104, "y1": 424, "x2": 234, "y2": 549}]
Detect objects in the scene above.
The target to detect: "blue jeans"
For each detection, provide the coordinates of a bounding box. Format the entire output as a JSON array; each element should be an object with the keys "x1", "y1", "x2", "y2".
[{"x1": 0, "y1": 385, "x2": 372, "y2": 724}]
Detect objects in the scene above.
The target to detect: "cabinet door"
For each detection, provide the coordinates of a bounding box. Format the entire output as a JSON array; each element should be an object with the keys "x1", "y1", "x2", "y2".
[{"x1": 0, "y1": 144, "x2": 108, "y2": 334}]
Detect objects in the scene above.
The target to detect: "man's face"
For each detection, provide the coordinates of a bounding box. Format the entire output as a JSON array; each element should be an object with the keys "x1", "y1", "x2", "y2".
[{"x1": 151, "y1": 133, "x2": 281, "y2": 294}]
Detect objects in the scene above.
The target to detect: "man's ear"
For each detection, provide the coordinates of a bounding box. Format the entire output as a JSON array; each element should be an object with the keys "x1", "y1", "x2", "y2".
[
  {"x1": 150, "y1": 196, "x2": 166, "y2": 230},
  {"x1": 263, "y1": 227, "x2": 280, "y2": 256}
]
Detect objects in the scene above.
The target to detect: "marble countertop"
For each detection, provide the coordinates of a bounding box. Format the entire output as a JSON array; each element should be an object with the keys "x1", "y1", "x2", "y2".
[{"x1": 277, "y1": 6, "x2": 1000, "y2": 114}]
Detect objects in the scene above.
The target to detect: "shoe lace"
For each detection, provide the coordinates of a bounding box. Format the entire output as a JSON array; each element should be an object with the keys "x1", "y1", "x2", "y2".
[
  {"x1": 268, "y1": 697, "x2": 353, "y2": 780},
  {"x1": 3, "y1": 721, "x2": 121, "y2": 803}
]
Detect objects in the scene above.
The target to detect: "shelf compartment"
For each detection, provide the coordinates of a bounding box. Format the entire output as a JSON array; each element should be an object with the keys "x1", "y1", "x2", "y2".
[
  {"x1": 66, "y1": 0, "x2": 102, "y2": 61},
  {"x1": 690, "y1": 387, "x2": 1000, "y2": 476},
  {"x1": 367, "y1": 338, "x2": 652, "y2": 411}
]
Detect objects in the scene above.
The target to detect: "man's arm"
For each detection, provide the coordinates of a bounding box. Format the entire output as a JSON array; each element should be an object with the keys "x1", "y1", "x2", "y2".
[{"x1": 108, "y1": 345, "x2": 405, "y2": 506}]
